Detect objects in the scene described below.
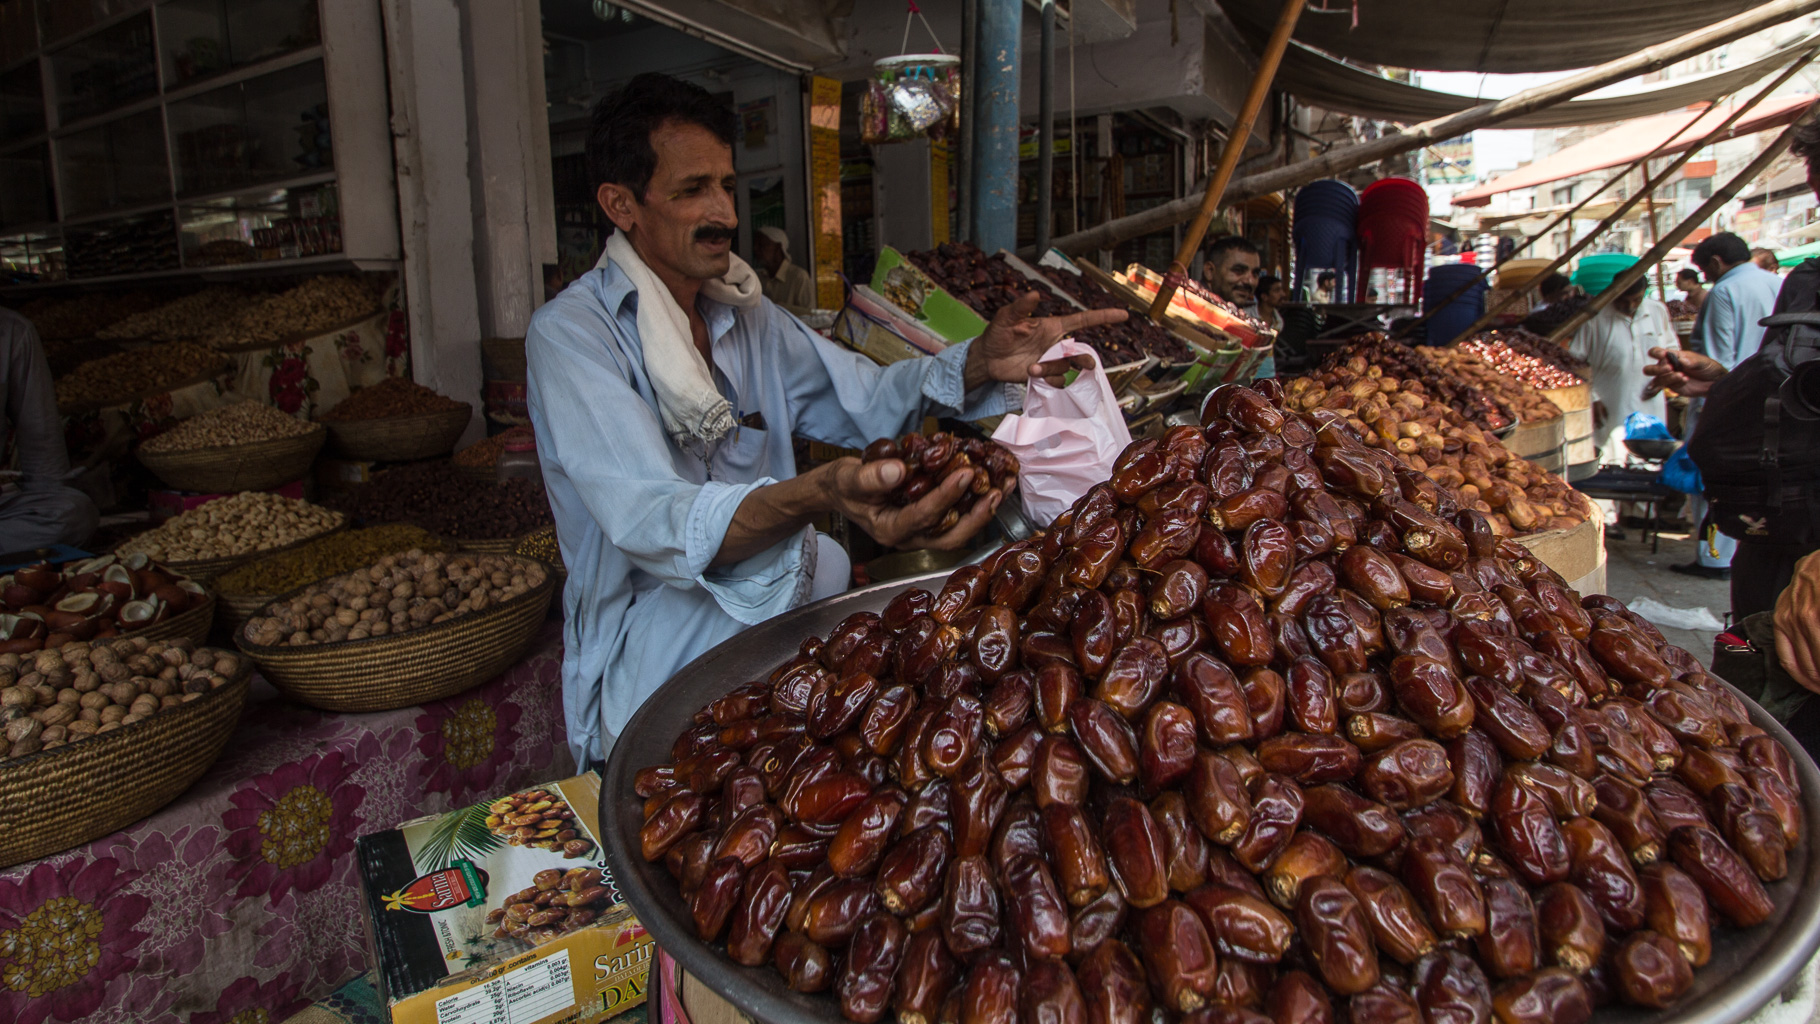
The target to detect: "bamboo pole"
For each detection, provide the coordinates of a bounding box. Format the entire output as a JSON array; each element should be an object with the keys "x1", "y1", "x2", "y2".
[
  {"x1": 1386, "y1": 94, "x2": 1726, "y2": 341},
  {"x1": 1145, "y1": 0, "x2": 1306, "y2": 320},
  {"x1": 1645, "y1": 187, "x2": 1667, "y2": 297},
  {"x1": 1546, "y1": 102, "x2": 1820, "y2": 345},
  {"x1": 1043, "y1": 0, "x2": 1820, "y2": 257},
  {"x1": 1440, "y1": 53, "x2": 1814, "y2": 343}
]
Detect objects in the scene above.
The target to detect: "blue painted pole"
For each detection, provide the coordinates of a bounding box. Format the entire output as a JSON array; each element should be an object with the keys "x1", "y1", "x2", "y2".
[{"x1": 971, "y1": 0, "x2": 1021, "y2": 253}]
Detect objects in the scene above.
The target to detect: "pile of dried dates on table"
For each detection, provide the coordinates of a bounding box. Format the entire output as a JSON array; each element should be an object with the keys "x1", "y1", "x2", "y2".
[
  {"x1": 636, "y1": 380, "x2": 1802, "y2": 1024},
  {"x1": 906, "y1": 243, "x2": 1192, "y2": 366},
  {"x1": 1322, "y1": 336, "x2": 1515, "y2": 432},
  {"x1": 862, "y1": 432, "x2": 1020, "y2": 534}
]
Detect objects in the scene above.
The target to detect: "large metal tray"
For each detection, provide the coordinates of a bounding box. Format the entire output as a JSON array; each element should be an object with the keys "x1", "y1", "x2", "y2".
[{"x1": 602, "y1": 573, "x2": 1820, "y2": 1024}]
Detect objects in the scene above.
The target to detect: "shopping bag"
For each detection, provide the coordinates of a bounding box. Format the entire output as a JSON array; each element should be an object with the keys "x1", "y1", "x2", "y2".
[
  {"x1": 1624, "y1": 412, "x2": 1675, "y2": 440},
  {"x1": 991, "y1": 340, "x2": 1132, "y2": 526},
  {"x1": 1658, "y1": 444, "x2": 1704, "y2": 495}
]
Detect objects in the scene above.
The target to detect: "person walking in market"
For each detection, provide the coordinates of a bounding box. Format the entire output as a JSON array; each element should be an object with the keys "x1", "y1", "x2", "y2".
[
  {"x1": 1676, "y1": 267, "x2": 1708, "y2": 317},
  {"x1": 1672, "y1": 232, "x2": 1784, "y2": 580},
  {"x1": 1568, "y1": 274, "x2": 1673, "y2": 458},
  {"x1": 524, "y1": 72, "x2": 1123, "y2": 772}
]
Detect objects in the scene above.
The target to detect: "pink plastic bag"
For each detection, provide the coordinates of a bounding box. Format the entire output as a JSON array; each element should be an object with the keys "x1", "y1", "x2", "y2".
[{"x1": 991, "y1": 340, "x2": 1132, "y2": 526}]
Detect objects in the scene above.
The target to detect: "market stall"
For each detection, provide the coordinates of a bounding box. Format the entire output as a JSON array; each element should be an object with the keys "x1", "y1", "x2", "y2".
[
  {"x1": 0, "y1": 262, "x2": 582, "y2": 1016},
  {"x1": 0, "y1": 624, "x2": 570, "y2": 1023}
]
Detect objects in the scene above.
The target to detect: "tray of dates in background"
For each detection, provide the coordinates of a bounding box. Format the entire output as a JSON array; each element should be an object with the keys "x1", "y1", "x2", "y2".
[{"x1": 603, "y1": 569, "x2": 1820, "y2": 1024}]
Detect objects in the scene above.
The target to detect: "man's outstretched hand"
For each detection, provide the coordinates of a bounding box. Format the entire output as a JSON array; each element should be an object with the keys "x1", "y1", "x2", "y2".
[
  {"x1": 814, "y1": 456, "x2": 1011, "y2": 551},
  {"x1": 964, "y1": 291, "x2": 1129, "y2": 390},
  {"x1": 1643, "y1": 346, "x2": 1726, "y2": 399}
]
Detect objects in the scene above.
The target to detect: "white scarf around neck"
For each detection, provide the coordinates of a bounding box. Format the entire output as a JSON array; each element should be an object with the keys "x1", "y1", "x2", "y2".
[{"x1": 599, "y1": 231, "x2": 763, "y2": 455}]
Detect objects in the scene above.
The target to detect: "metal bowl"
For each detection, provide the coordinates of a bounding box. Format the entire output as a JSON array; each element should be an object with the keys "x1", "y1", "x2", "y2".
[
  {"x1": 602, "y1": 574, "x2": 1820, "y2": 1024},
  {"x1": 1625, "y1": 437, "x2": 1681, "y2": 461}
]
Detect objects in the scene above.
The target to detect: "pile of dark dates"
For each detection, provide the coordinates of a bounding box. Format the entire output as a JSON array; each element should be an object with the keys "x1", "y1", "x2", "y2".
[
  {"x1": 907, "y1": 243, "x2": 1192, "y2": 366},
  {"x1": 637, "y1": 380, "x2": 1801, "y2": 1024},
  {"x1": 862, "y1": 432, "x2": 1020, "y2": 534}
]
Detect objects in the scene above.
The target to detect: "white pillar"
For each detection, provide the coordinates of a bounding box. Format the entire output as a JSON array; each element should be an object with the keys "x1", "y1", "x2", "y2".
[{"x1": 378, "y1": 0, "x2": 555, "y2": 443}]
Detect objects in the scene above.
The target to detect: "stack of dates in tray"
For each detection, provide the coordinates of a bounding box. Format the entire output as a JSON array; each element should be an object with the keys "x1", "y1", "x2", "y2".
[{"x1": 635, "y1": 380, "x2": 1803, "y2": 1024}]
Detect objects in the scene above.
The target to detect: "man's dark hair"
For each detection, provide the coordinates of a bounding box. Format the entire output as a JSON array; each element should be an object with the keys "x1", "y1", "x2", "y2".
[
  {"x1": 1317, "y1": 271, "x2": 1336, "y2": 287},
  {"x1": 1791, "y1": 117, "x2": 1820, "y2": 171},
  {"x1": 586, "y1": 73, "x2": 737, "y2": 201},
  {"x1": 1621, "y1": 275, "x2": 1648, "y2": 298},
  {"x1": 1259, "y1": 273, "x2": 1281, "y2": 293},
  {"x1": 1675, "y1": 267, "x2": 1701, "y2": 284},
  {"x1": 1206, "y1": 235, "x2": 1261, "y2": 266},
  {"x1": 1538, "y1": 272, "x2": 1571, "y2": 300},
  {"x1": 1691, "y1": 232, "x2": 1751, "y2": 270}
]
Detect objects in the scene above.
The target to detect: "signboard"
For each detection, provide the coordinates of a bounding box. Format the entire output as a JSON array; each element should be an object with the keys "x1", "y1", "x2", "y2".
[
  {"x1": 810, "y1": 76, "x2": 844, "y2": 310},
  {"x1": 1424, "y1": 137, "x2": 1474, "y2": 186}
]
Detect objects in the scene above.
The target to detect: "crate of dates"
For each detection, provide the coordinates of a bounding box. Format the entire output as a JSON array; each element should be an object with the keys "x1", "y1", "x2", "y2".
[{"x1": 357, "y1": 771, "x2": 655, "y2": 1024}]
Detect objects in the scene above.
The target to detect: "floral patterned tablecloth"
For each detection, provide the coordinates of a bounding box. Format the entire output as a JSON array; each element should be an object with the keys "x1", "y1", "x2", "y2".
[{"x1": 0, "y1": 622, "x2": 571, "y2": 1024}]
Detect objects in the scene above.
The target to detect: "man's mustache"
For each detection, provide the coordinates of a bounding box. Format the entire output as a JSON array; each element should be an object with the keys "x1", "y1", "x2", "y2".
[{"x1": 694, "y1": 225, "x2": 736, "y2": 243}]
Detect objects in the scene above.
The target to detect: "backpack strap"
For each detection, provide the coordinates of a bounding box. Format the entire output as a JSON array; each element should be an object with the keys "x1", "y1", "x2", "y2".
[{"x1": 1765, "y1": 395, "x2": 1784, "y2": 512}]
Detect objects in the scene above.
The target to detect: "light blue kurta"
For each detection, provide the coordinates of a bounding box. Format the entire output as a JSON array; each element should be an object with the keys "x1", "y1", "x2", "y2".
[
  {"x1": 526, "y1": 263, "x2": 1014, "y2": 766},
  {"x1": 1694, "y1": 262, "x2": 1783, "y2": 370}
]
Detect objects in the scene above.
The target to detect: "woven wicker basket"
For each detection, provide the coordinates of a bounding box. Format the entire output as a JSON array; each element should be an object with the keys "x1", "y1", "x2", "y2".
[
  {"x1": 322, "y1": 404, "x2": 472, "y2": 462},
  {"x1": 126, "y1": 592, "x2": 216, "y2": 646},
  {"x1": 454, "y1": 534, "x2": 525, "y2": 555},
  {"x1": 215, "y1": 590, "x2": 273, "y2": 639},
  {"x1": 235, "y1": 557, "x2": 556, "y2": 712},
  {"x1": 0, "y1": 664, "x2": 251, "y2": 868},
  {"x1": 137, "y1": 423, "x2": 326, "y2": 494},
  {"x1": 155, "y1": 519, "x2": 347, "y2": 586}
]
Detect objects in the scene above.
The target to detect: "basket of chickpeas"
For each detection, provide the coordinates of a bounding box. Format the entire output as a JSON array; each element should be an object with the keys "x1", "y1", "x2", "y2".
[
  {"x1": 0, "y1": 638, "x2": 251, "y2": 868},
  {"x1": 233, "y1": 550, "x2": 555, "y2": 712},
  {"x1": 136, "y1": 401, "x2": 326, "y2": 495}
]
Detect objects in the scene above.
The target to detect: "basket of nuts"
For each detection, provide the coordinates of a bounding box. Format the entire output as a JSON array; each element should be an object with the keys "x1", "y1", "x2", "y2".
[
  {"x1": 0, "y1": 638, "x2": 251, "y2": 868},
  {"x1": 137, "y1": 402, "x2": 327, "y2": 494},
  {"x1": 118, "y1": 491, "x2": 347, "y2": 584},
  {"x1": 212, "y1": 525, "x2": 449, "y2": 637},
  {"x1": 1, "y1": 553, "x2": 215, "y2": 653},
  {"x1": 319, "y1": 379, "x2": 472, "y2": 463},
  {"x1": 235, "y1": 551, "x2": 555, "y2": 712}
]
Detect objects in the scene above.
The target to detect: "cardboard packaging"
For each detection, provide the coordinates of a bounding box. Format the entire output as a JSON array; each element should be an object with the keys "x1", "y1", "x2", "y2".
[{"x1": 357, "y1": 773, "x2": 653, "y2": 1024}]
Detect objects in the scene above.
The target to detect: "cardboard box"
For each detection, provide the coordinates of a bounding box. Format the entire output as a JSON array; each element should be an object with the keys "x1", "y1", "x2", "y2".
[{"x1": 357, "y1": 773, "x2": 653, "y2": 1024}]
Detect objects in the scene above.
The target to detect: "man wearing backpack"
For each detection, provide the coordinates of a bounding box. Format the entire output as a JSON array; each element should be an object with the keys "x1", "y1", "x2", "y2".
[
  {"x1": 1672, "y1": 233, "x2": 1786, "y2": 580},
  {"x1": 1640, "y1": 113, "x2": 1820, "y2": 753}
]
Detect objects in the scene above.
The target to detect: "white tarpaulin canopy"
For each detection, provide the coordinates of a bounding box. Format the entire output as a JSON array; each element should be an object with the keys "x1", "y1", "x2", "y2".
[
  {"x1": 1218, "y1": 0, "x2": 1767, "y2": 73},
  {"x1": 1278, "y1": 39, "x2": 1816, "y2": 128}
]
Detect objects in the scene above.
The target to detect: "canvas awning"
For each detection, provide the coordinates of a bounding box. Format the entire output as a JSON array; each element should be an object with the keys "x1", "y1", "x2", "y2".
[
  {"x1": 1449, "y1": 94, "x2": 1816, "y2": 207},
  {"x1": 1278, "y1": 40, "x2": 1816, "y2": 129},
  {"x1": 1218, "y1": 0, "x2": 1769, "y2": 74}
]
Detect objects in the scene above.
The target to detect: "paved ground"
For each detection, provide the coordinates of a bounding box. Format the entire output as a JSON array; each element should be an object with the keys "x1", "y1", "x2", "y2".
[{"x1": 1600, "y1": 521, "x2": 1732, "y2": 668}]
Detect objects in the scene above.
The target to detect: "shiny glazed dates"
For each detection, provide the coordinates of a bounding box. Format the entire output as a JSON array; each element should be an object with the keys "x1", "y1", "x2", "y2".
[{"x1": 638, "y1": 389, "x2": 1800, "y2": 1023}]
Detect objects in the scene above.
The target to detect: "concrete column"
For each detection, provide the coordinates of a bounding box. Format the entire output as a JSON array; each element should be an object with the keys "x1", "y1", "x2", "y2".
[
  {"x1": 1036, "y1": 0, "x2": 1054, "y2": 254},
  {"x1": 971, "y1": 0, "x2": 1021, "y2": 252},
  {"x1": 378, "y1": 0, "x2": 484, "y2": 432},
  {"x1": 462, "y1": 0, "x2": 559, "y2": 341},
  {"x1": 378, "y1": 0, "x2": 555, "y2": 444}
]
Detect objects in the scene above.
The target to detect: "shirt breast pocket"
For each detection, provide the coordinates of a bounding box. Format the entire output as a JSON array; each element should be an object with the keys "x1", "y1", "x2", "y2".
[{"x1": 712, "y1": 424, "x2": 774, "y2": 482}]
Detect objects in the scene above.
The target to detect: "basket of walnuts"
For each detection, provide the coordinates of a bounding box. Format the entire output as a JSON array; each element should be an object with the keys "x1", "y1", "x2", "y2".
[
  {"x1": 0, "y1": 637, "x2": 250, "y2": 867},
  {"x1": 234, "y1": 550, "x2": 555, "y2": 712}
]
